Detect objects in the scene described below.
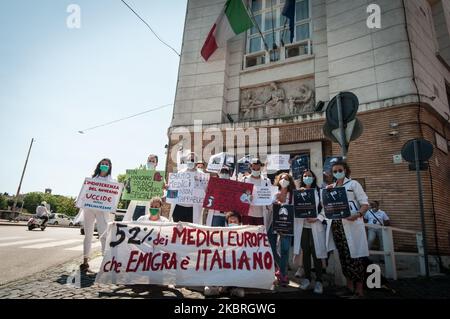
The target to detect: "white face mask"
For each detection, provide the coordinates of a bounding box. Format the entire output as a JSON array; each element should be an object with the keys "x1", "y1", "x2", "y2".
[
  {"x1": 219, "y1": 173, "x2": 230, "y2": 179},
  {"x1": 279, "y1": 179, "x2": 290, "y2": 189},
  {"x1": 186, "y1": 162, "x2": 195, "y2": 169},
  {"x1": 251, "y1": 170, "x2": 261, "y2": 177},
  {"x1": 147, "y1": 162, "x2": 156, "y2": 170}
]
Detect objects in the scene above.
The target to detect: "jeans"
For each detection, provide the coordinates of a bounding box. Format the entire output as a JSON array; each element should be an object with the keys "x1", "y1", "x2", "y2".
[
  {"x1": 301, "y1": 228, "x2": 323, "y2": 282},
  {"x1": 38, "y1": 215, "x2": 48, "y2": 226},
  {"x1": 268, "y1": 225, "x2": 291, "y2": 277},
  {"x1": 367, "y1": 228, "x2": 383, "y2": 250}
]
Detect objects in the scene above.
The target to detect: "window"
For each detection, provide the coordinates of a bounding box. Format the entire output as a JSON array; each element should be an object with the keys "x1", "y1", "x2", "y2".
[{"x1": 245, "y1": 0, "x2": 312, "y2": 68}]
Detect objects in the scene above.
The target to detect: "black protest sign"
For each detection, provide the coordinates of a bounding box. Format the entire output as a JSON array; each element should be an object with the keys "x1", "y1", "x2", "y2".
[
  {"x1": 273, "y1": 204, "x2": 294, "y2": 236},
  {"x1": 293, "y1": 189, "x2": 318, "y2": 218},
  {"x1": 322, "y1": 187, "x2": 351, "y2": 219}
]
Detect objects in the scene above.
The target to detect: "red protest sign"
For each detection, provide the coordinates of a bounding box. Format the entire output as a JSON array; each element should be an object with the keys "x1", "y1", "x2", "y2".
[{"x1": 203, "y1": 177, "x2": 254, "y2": 216}]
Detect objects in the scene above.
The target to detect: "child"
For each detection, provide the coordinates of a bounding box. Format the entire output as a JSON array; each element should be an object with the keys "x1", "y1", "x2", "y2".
[
  {"x1": 204, "y1": 211, "x2": 245, "y2": 298},
  {"x1": 137, "y1": 197, "x2": 169, "y2": 222}
]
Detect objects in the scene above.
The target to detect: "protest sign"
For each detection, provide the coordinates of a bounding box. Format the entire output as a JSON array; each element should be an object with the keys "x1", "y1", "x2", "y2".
[
  {"x1": 291, "y1": 155, "x2": 310, "y2": 180},
  {"x1": 272, "y1": 204, "x2": 294, "y2": 236},
  {"x1": 207, "y1": 153, "x2": 236, "y2": 174},
  {"x1": 237, "y1": 156, "x2": 251, "y2": 174},
  {"x1": 252, "y1": 185, "x2": 278, "y2": 206},
  {"x1": 207, "y1": 153, "x2": 225, "y2": 173},
  {"x1": 266, "y1": 154, "x2": 290, "y2": 172},
  {"x1": 121, "y1": 169, "x2": 165, "y2": 201},
  {"x1": 166, "y1": 172, "x2": 210, "y2": 205},
  {"x1": 203, "y1": 178, "x2": 253, "y2": 215},
  {"x1": 293, "y1": 189, "x2": 318, "y2": 218},
  {"x1": 322, "y1": 187, "x2": 351, "y2": 219},
  {"x1": 76, "y1": 178, "x2": 123, "y2": 213},
  {"x1": 95, "y1": 222, "x2": 275, "y2": 289}
]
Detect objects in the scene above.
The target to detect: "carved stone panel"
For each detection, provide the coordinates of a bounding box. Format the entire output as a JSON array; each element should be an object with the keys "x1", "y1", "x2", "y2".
[{"x1": 239, "y1": 78, "x2": 315, "y2": 121}]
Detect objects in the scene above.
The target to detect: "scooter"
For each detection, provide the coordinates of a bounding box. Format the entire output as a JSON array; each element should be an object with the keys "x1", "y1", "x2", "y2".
[{"x1": 27, "y1": 216, "x2": 47, "y2": 231}]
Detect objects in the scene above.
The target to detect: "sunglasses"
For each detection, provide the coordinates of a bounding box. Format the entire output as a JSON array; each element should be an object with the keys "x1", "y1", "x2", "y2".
[{"x1": 333, "y1": 169, "x2": 344, "y2": 173}]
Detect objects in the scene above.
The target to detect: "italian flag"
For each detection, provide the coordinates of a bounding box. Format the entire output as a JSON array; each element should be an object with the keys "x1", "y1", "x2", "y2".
[{"x1": 201, "y1": 0, "x2": 253, "y2": 61}]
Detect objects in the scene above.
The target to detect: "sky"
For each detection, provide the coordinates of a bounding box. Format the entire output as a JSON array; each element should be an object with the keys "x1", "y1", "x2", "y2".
[{"x1": 0, "y1": 0, "x2": 187, "y2": 197}]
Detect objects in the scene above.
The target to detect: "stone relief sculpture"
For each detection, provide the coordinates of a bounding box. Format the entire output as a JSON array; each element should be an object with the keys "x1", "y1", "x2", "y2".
[
  {"x1": 239, "y1": 79, "x2": 316, "y2": 121},
  {"x1": 263, "y1": 82, "x2": 285, "y2": 117},
  {"x1": 288, "y1": 84, "x2": 315, "y2": 114}
]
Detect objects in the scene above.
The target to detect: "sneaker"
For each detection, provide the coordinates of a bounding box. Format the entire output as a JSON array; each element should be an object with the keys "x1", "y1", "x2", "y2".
[
  {"x1": 295, "y1": 267, "x2": 304, "y2": 278},
  {"x1": 313, "y1": 281, "x2": 323, "y2": 294},
  {"x1": 280, "y1": 275, "x2": 289, "y2": 286},
  {"x1": 230, "y1": 288, "x2": 245, "y2": 298},
  {"x1": 204, "y1": 286, "x2": 220, "y2": 297},
  {"x1": 299, "y1": 278, "x2": 312, "y2": 290}
]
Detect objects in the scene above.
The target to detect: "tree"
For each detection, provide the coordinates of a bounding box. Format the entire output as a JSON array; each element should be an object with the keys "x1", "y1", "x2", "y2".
[
  {"x1": 23, "y1": 192, "x2": 78, "y2": 216},
  {"x1": 0, "y1": 195, "x2": 7, "y2": 210}
]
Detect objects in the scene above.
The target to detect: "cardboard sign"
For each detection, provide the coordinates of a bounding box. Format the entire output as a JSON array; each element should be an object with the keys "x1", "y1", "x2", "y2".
[
  {"x1": 166, "y1": 172, "x2": 210, "y2": 205},
  {"x1": 203, "y1": 178, "x2": 254, "y2": 215},
  {"x1": 121, "y1": 169, "x2": 165, "y2": 201},
  {"x1": 252, "y1": 186, "x2": 278, "y2": 206},
  {"x1": 96, "y1": 222, "x2": 275, "y2": 289},
  {"x1": 76, "y1": 178, "x2": 123, "y2": 213},
  {"x1": 272, "y1": 204, "x2": 294, "y2": 236},
  {"x1": 322, "y1": 187, "x2": 351, "y2": 219},
  {"x1": 293, "y1": 189, "x2": 318, "y2": 218},
  {"x1": 267, "y1": 154, "x2": 290, "y2": 171}
]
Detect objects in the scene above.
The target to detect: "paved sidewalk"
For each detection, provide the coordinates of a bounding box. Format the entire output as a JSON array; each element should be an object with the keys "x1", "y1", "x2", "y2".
[{"x1": 0, "y1": 255, "x2": 449, "y2": 299}]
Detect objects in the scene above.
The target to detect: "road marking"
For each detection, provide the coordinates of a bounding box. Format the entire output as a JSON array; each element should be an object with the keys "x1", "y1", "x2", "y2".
[
  {"x1": 0, "y1": 238, "x2": 53, "y2": 247},
  {"x1": 22, "y1": 239, "x2": 83, "y2": 249},
  {"x1": 65, "y1": 241, "x2": 101, "y2": 251},
  {"x1": 0, "y1": 236, "x2": 24, "y2": 241}
]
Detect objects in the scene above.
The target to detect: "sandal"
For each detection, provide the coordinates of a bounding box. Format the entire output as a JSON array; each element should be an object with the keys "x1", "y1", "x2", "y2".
[{"x1": 79, "y1": 263, "x2": 95, "y2": 274}]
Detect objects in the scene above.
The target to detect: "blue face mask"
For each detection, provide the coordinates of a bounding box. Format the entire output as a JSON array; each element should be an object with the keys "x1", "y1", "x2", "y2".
[
  {"x1": 303, "y1": 176, "x2": 314, "y2": 185},
  {"x1": 333, "y1": 172, "x2": 345, "y2": 180},
  {"x1": 228, "y1": 223, "x2": 239, "y2": 227}
]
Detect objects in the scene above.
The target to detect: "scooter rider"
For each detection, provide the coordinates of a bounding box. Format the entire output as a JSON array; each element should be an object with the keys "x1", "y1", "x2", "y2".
[{"x1": 36, "y1": 201, "x2": 50, "y2": 227}]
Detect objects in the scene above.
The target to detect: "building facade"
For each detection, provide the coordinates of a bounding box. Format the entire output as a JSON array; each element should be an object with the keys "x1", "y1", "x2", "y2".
[{"x1": 167, "y1": 0, "x2": 450, "y2": 265}]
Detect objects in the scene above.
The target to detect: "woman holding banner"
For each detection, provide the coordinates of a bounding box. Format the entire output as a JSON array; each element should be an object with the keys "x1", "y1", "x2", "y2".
[
  {"x1": 79, "y1": 158, "x2": 115, "y2": 273},
  {"x1": 294, "y1": 169, "x2": 328, "y2": 294},
  {"x1": 270, "y1": 172, "x2": 296, "y2": 286},
  {"x1": 324, "y1": 160, "x2": 369, "y2": 298}
]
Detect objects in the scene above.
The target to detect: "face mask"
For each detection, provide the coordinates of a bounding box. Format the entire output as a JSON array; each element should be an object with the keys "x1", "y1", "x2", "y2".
[
  {"x1": 333, "y1": 172, "x2": 345, "y2": 180},
  {"x1": 228, "y1": 223, "x2": 239, "y2": 227},
  {"x1": 186, "y1": 162, "x2": 195, "y2": 169},
  {"x1": 303, "y1": 176, "x2": 314, "y2": 185},
  {"x1": 100, "y1": 165, "x2": 109, "y2": 173},
  {"x1": 147, "y1": 162, "x2": 156, "y2": 170},
  {"x1": 279, "y1": 179, "x2": 290, "y2": 188},
  {"x1": 251, "y1": 170, "x2": 261, "y2": 177},
  {"x1": 219, "y1": 174, "x2": 230, "y2": 179}
]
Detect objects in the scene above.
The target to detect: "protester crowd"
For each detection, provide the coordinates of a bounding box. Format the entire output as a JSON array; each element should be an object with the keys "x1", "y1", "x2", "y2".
[{"x1": 75, "y1": 152, "x2": 393, "y2": 299}]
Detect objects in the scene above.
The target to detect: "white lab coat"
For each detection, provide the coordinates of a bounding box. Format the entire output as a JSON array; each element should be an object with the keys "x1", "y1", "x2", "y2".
[
  {"x1": 324, "y1": 178, "x2": 369, "y2": 259},
  {"x1": 293, "y1": 188, "x2": 331, "y2": 259}
]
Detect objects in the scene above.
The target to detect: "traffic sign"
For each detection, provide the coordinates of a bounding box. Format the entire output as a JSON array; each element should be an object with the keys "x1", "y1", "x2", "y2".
[{"x1": 326, "y1": 92, "x2": 359, "y2": 129}]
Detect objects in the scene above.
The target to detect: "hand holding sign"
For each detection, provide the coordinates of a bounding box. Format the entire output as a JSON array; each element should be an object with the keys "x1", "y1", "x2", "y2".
[{"x1": 322, "y1": 187, "x2": 351, "y2": 219}]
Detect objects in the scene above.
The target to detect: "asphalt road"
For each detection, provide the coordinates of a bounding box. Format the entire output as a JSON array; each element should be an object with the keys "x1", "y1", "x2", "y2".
[{"x1": 0, "y1": 225, "x2": 100, "y2": 285}]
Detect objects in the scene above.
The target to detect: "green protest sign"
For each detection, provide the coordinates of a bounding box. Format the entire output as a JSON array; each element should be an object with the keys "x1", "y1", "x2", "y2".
[{"x1": 121, "y1": 169, "x2": 165, "y2": 201}]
